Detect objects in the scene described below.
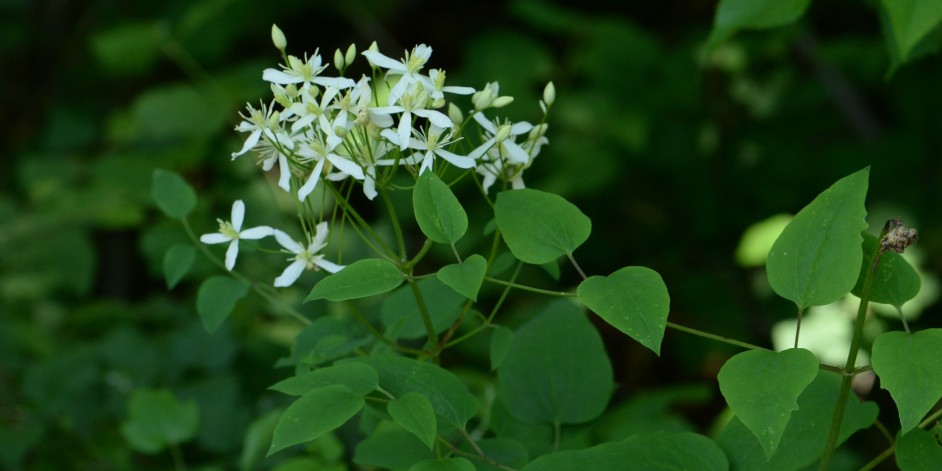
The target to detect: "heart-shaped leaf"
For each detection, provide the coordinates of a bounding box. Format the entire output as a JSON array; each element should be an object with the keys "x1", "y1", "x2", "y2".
[
  {"x1": 852, "y1": 233, "x2": 920, "y2": 308},
  {"x1": 306, "y1": 258, "x2": 402, "y2": 302},
  {"x1": 520, "y1": 432, "x2": 728, "y2": 471},
  {"x1": 896, "y1": 428, "x2": 942, "y2": 470},
  {"x1": 494, "y1": 189, "x2": 591, "y2": 264},
  {"x1": 437, "y1": 254, "x2": 487, "y2": 301},
  {"x1": 151, "y1": 169, "x2": 197, "y2": 220},
  {"x1": 413, "y1": 171, "x2": 468, "y2": 244},
  {"x1": 196, "y1": 276, "x2": 249, "y2": 334},
  {"x1": 871, "y1": 329, "x2": 942, "y2": 434},
  {"x1": 577, "y1": 266, "x2": 670, "y2": 355},
  {"x1": 268, "y1": 384, "x2": 365, "y2": 456},
  {"x1": 766, "y1": 167, "x2": 869, "y2": 310},
  {"x1": 717, "y1": 348, "x2": 818, "y2": 457},
  {"x1": 388, "y1": 392, "x2": 437, "y2": 450}
]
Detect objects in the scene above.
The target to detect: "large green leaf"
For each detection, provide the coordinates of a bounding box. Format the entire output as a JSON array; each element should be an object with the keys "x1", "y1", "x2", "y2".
[
  {"x1": 269, "y1": 362, "x2": 379, "y2": 396},
  {"x1": 717, "y1": 348, "x2": 818, "y2": 457},
  {"x1": 520, "y1": 432, "x2": 727, "y2": 471},
  {"x1": 388, "y1": 392, "x2": 437, "y2": 450},
  {"x1": 497, "y1": 300, "x2": 613, "y2": 425},
  {"x1": 766, "y1": 167, "x2": 870, "y2": 310},
  {"x1": 494, "y1": 189, "x2": 591, "y2": 264},
  {"x1": 413, "y1": 171, "x2": 468, "y2": 244},
  {"x1": 708, "y1": 0, "x2": 812, "y2": 46},
  {"x1": 851, "y1": 233, "x2": 921, "y2": 308},
  {"x1": 458, "y1": 438, "x2": 529, "y2": 471},
  {"x1": 437, "y1": 254, "x2": 487, "y2": 301},
  {"x1": 346, "y1": 355, "x2": 478, "y2": 429},
  {"x1": 871, "y1": 329, "x2": 942, "y2": 434},
  {"x1": 267, "y1": 385, "x2": 365, "y2": 456},
  {"x1": 163, "y1": 243, "x2": 195, "y2": 289},
  {"x1": 879, "y1": 0, "x2": 942, "y2": 64},
  {"x1": 490, "y1": 326, "x2": 514, "y2": 371},
  {"x1": 196, "y1": 276, "x2": 249, "y2": 334},
  {"x1": 353, "y1": 429, "x2": 434, "y2": 471},
  {"x1": 896, "y1": 428, "x2": 942, "y2": 470},
  {"x1": 380, "y1": 278, "x2": 464, "y2": 340},
  {"x1": 577, "y1": 266, "x2": 670, "y2": 355},
  {"x1": 120, "y1": 389, "x2": 199, "y2": 454},
  {"x1": 151, "y1": 169, "x2": 197, "y2": 220},
  {"x1": 306, "y1": 258, "x2": 403, "y2": 302},
  {"x1": 717, "y1": 370, "x2": 878, "y2": 470}
]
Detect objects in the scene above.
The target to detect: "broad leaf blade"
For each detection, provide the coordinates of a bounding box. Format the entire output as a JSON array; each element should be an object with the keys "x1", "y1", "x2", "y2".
[
  {"x1": 896, "y1": 428, "x2": 942, "y2": 470},
  {"x1": 388, "y1": 392, "x2": 437, "y2": 450},
  {"x1": 353, "y1": 429, "x2": 434, "y2": 471},
  {"x1": 306, "y1": 259, "x2": 402, "y2": 302},
  {"x1": 490, "y1": 326, "x2": 514, "y2": 371},
  {"x1": 871, "y1": 329, "x2": 942, "y2": 434},
  {"x1": 577, "y1": 266, "x2": 670, "y2": 355},
  {"x1": 196, "y1": 276, "x2": 249, "y2": 334},
  {"x1": 380, "y1": 278, "x2": 464, "y2": 340},
  {"x1": 151, "y1": 169, "x2": 197, "y2": 220},
  {"x1": 268, "y1": 384, "x2": 365, "y2": 456},
  {"x1": 269, "y1": 362, "x2": 379, "y2": 396},
  {"x1": 520, "y1": 432, "x2": 728, "y2": 471},
  {"x1": 413, "y1": 171, "x2": 468, "y2": 244},
  {"x1": 717, "y1": 348, "x2": 818, "y2": 457},
  {"x1": 437, "y1": 254, "x2": 487, "y2": 301},
  {"x1": 120, "y1": 389, "x2": 199, "y2": 454},
  {"x1": 879, "y1": 0, "x2": 942, "y2": 64},
  {"x1": 708, "y1": 0, "x2": 812, "y2": 46},
  {"x1": 497, "y1": 300, "x2": 613, "y2": 425},
  {"x1": 766, "y1": 167, "x2": 869, "y2": 309},
  {"x1": 163, "y1": 243, "x2": 195, "y2": 289},
  {"x1": 494, "y1": 189, "x2": 591, "y2": 264},
  {"x1": 852, "y1": 233, "x2": 920, "y2": 308}
]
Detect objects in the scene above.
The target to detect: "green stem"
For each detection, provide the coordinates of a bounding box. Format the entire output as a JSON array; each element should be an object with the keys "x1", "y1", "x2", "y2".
[
  {"x1": 666, "y1": 321, "x2": 767, "y2": 351},
  {"x1": 403, "y1": 239, "x2": 434, "y2": 272},
  {"x1": 346, "y1": 302, "x2": 424, "y2": 356},
  {"x1": 483, "y1": 276, "x2": 575, "y2": 297},
  {"x1": 857, "y1": 446, "x2": 895, "y2": 471},
  {"x1": 819, "y1": 224, "x2": 890, "y2": 470},
  {"x1": 168, "y1": 441, "x2": 187, "y2": 471},
  {"x1": 794, "y1": 306, "x2": 804, "y2": 349},
  {"x1": 408, "y1": 279, "x2": 439, "y2": 350},
  {"x1": 567, "y1": 253, "x2": 587, "y2": 280},
  {"x1": 379, "y1": 187, "x2": 407, "y2": 261}
]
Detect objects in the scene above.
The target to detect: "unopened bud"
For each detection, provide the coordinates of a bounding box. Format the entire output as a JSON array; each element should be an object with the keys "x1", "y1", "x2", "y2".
[
  {"x1": 542, "y1": 81, "x2": 555, "y2": 107},
  {"x1": 431, "y1": 98, "x2": 446, "y2": 109},
  {"x1": 472, "y1": 90, "x2": 493, "y2": 111},
  {"x1": 495, "y1": 123, "x2": 512, "y2": 142},
  {"x1": 493, "y1": 96, "x2": 514, "y2": 108},
  {"x1": 334, "y1": 48, "x2": 345, "y2": 71},
  {"x1": 271, "y1": 24, "x2": 287, "y2": 50},
  {"x1": 448, "y1": 102, "x2": 463, "y2": 126},
  {"x1": 345, "y1": 44, "x2": 357, "y2": 67},
  {"x1": 368, "y1": 41, "x2": 379, "y2": 53}
]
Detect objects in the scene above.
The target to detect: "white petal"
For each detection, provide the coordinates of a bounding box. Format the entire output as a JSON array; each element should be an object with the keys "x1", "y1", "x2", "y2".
[
  {"x1": 263, "y1": 68, "x2": 301, "y2": 84},
  {"x1": 231, "y1": 200, "x2": 245, "y2": 231},
  {"x1": 298, "y1": 159, "x2": 326, "y2": 201},
  {"x1": 504, "y1": 141, "x2": 530, "y2": 165},
  {"x1": 442, "y1": 85, "x2": 475, "y2": 95},
  {"x1": 369, "y1": 110, "x2": 394, "y2": 128},
  {"x1": 472, "y1": 112, "x2": 497, "y2": 134},
  {"x1": 327, "y1": 154, "x2": 365, "y2": 179},
  {"x1": 224, "y1": 240, "x2": 239, "y2": 271},
  {"x1": 397, "y1": 113, "x2": 412, "y2": 150},
  {"x1": 435, "y1": 149, "x2": 475, "y2": 169},
  {"x1": 313, "y1": 258, "x2": 345, "y2": 274},
  {"x1": 414, "y1": 109, "x2": 452, "y2": 129},
  {"x1": 240, "y1": 226, "x2": 274, "y2": 240},
  {"x1": 200, "y1": 233, "x2": 230, "y2": 244},
  {"x1": 363, "y1": 174, "x2": 377, "y2": 200},
  {"x1": 312, "y1": 221, "x2": 329, "y2": 248},
  {"x1": 371, "y1": 105, "x2": 403, "y2": 115},
  {"x1": 510, "y1": 121, "x2": 533, "y2": 135},
  {"x1": 418, "y1": 152, "x2": 434, "y2": 174},
  {"x1": 232, "y1": 129, "x2": 262, "y2": 159},
  {"x1": 277, "y1": 155, "x2": 291, "y2": 191},
  {"x1": 480, "y1": 171, "x2": 497, "y2": 194},
  {"x1": 274, "y1": 230, "x2": 304, "y2": 253},
  {"x1": 313, "y1": 76, "x2": 356, "y2": 89},
  {"x1": 274, "y1": 260, "x2": 306, "y2": 287},
  {"x1": 511, "y1": 175, "x2": 526, "y2": 189},
  {"x1": 468, "y1": 139, "x2": 495, "y2": 161},
  {"x1": 361, "y1": 50, "x2": 405, "y2": 71}
]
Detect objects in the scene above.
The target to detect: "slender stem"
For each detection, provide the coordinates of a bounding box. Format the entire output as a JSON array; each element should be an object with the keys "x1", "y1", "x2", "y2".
[
  {"x1": 873, "y1": 420, "x2": 895, "y2": 446},
  {"x1": 857, "y1": 446, "x2": 895, "y2": 471},
  {"x1": 408, "y1": 279, "x2": 439, "y2": 349},
  {"x1": 794, "y1": 306, "x2": 804, "y2": 349},
  {"x1": 896, "y1": 306, "x2": 912, "y2": 335},
  {"x1": 403, "y1": 239, "x2": 434, "y2": 272},
  {"x1": 918, "y1": 405, "x2": 942, "y2": 429},
  {"x1": 666, "y1": 321, "x2": 768, "y2": 351},
  {"x1": 567, "y1": 253, "x2": 588, "y2": 280},
  {"x1": 483, "y1": 276, "x2": 575, "y2": 297},
  {"x1": 552, "y1": 420, "x2": 561, "y2": 451},
  {"x1": 346, "y1": 302, "x2": 424, "y2": 356},
  {"x1": 169, "y1": 441, "x2": 187, "y2": 471},
  {"x1": 379, "y1": 188, "x2": 407, "y2": 261}
]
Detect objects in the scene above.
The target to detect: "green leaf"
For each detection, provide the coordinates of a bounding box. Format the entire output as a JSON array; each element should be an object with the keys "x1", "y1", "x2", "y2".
[
  {"x1": 879, "y1": 0, "x2": 942, "y2": 64},
  {"x1": 268, "y1": 385, "x2": 365, "y2": 456},
  {"x1": 871, "y1": 329, "x2": 942, "y2": 434},
  {"x1": 458, "y1": 438, "x2": 529, "y2": 471},
  {"x1": 408, "y1": 458, "x2": 475, "y2": 471},
  {"x1": 269, "y1": 363, "x2": 379, "y2": 396},
  {"x1": 717, "y1": 348, "x2": 818, "y2": 457},
  {"x1": 151, "y1": 169, "x2": 197, "y2": 220},
  {"x1": 717, "y1": 370, "x2": 878, "y2": 470},
  {"x1": 577, "y1": 266, "x2": 670, "y2": 355},
  {"x1": 896, "y1": 428, "x2": 942, "y2": 470},
  {"x1": 852, "y1": 233, "x2": 921, "y2": 308},
  {"x1": 708, "y1": 0, "x2": 812, "y2": 46},
  {"x1": 413, "y1": 171, "x2": 468, "y2": 244},
  {"x1": 380, "y1": 278, "x2": 464, "y2": 340},
  {"x1": 437, "y1": 254, "x2": 487, "y2": 301},
  {"x1": 133, "y1": 84, "x2": 230, "y2": 140},
  {"x1": 766, "y1": 167, "x2": 870, "y2": 310},
  {"x1": 388, "y1": 392, "x2": 437, "y2": 450},
  {"x1": 490, "y1": 326, "x2": 514, "y2": 371},
  {"x1": 520, "y1": 432, "x2": 728, "y2": 471},
  {"x1": 163, "y1": 243, "x2": 195, "y2": 289},
  {"x1": 196, "y1": 276, "x2": 249, "y2": 334},
  {"x1": 120, "y1": 389, "x2": 199, "y2": 454},
  {"x1": 306, "y1": 259, "x2": 403, "y2": 302},
  {"x1": 494, "y1": 189, "x2": 591, "y2": 264},
  {"x1": 497, "y1": 300, "x2": 613, "y2": 425},
  {"x1": 347, "y1": 355, "x2": 478, "y2": 429},
  {"x1": 353, "y1": 429, "x2": 434, "y2": 471},
  {"x1": 90, "y1": 21, "x2": 161, "y2": 76},
  {"x1": 239, "y1": 410, "x2": 281, "y2": 471}
]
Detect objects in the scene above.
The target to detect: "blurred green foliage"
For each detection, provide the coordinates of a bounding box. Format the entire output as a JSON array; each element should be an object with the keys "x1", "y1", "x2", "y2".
[{"x1": 2, "y1": 0, "x2": 941, "y2": 469}]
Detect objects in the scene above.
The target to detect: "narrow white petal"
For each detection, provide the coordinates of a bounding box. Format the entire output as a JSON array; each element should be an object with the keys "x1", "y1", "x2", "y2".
[
  {"x1": 472, "y1": 112, "x2": 497, "y2": 134},
  {"x1": 397, "y1": 114, "x2": 412, "y2": 151},
  {"x1": 274, "y1": 230, "x2": 304, "y2": 253},
  {"x1": 511, "y1": 175, "x2": 526, "y2": 189},
  {"x1": 231, "y1": 200, "x2": 245, "y2": 231},
  {"x1": 225, "y1": 240, "x2": 239, "y2": 271},
  {"x1": 274, "y1": 261, "x2": 306, "y2": 287},
  {"x1": 480, "y1": 172, "x2": 498, "y2": 194},
  {"x1": 313, "y1": 258, "x2": 345, "y2": 274},
  {"x1": 371, "y1": 105, "x2": 404, "y2": 115},
  {"x1": 442, "y1": 85, "x2": 475, "y2": 95},
  {"x1": 262, "y1": 69, "x2": 301, "y2": 84},
  {"x1": 418, "y1": 152, "x2": 434, "y2": 174},
  {"x1": 414, "y1": 109, "x2": 452, "y2": 129},
  {"x1": 504, "y1": 141, "x2": 530, "y2": 164},
  {"x1": 510, "y1": 121, "x2": 533, "y2": 135},
  {"x1": 361, "y1": 50, "x2": 405, "y2": 71},
  {"x1": 277, "y1": 155, "x2": 291, "y2": 191},
  {"x1": 200, "y1": 233, "x2": 231, "y2": 244},
  {"x1": 468, "y1": 139, "x2": 495, "y2": 161},
  {"x1": 327, "y1": 154, "x2": 365, "y2": 179},
  {"x1": 364, "y1": 175, "x2": 377, "y2": 200},
  {"x1": 436, "y1": 149, "x2": 475, "y2": 169},
  {"x1": 313, "y1": 221, "x2": 329, "y2": 248},
  {"x1": 298, "y1": 159, "x2": 326, "y2": 201},
  {"x1": 240, "y1": 226, "x2": 274, "y2": 240},
  {"x1": 232, "y1": 129, "x2": 262, "y2": 159}
]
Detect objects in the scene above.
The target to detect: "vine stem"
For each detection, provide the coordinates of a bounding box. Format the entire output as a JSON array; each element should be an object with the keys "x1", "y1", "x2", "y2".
[
  {"x1": 665, "y1": 322, "x2": 767, "y2": 351},
  {"x1": 819, "y1": 223, "x2": 890, "y2": 470}
]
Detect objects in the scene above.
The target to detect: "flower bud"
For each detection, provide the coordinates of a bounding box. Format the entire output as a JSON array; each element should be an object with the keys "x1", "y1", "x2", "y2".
[
  {"x1": 431, "y1": 97, "x2": 446, "y2": 109},
  {"x1": 271, "y1": 24, "x2": 287, "y2": 50},
  {"x1": 334, "y1": 48, "x2": 345, "y2": 71},
  {"x1": 448, "y1": 102, "x2": 463, "y2": 126},
  {"x1": 472, "y1": 89, "x2": 493, "y2": 111},
  {"x1": 543, "y1": 81, "x2": 555, "y2": 107},
  {"x1": 495, "y1": 123, "x2": 512, "y2": 142},
  {"x1": 345, "y1": 44, "x2": 357, "y2": 67},
  {"x1": 368, "y1": 41, "x2": 379, "y2": 53},
  {"x1": 493, "y1": 96, "x2": 514, "y2": 108}
]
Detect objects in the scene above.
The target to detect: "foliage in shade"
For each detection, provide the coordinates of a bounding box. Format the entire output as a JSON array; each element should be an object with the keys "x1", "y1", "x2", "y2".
[
  {"x1": 895, "y1": 428, "x2": 942, "y2": 470},
  {"x1": 380, "y1": 277, "x2": 464, "y2": 340},
  {"x1": 268, "y1": 362, "x2": 379, "y2": 396},
  {"x1": 120, "y1": 389, "x2": 199, "y2": 454},
  {"x1": 306, "y1": 259, "x2": 403, "y2": 302},
  {"x1": 879, "y1": 0, "x2": 942, "y2": 66},
  {"x1": 489, "y1": 326, "x2": 514, "y2": 371},
  {"x1": 151, "y1": 169, "x2": 197, "y2": 220},
  {"x1": 717, "y1": 348, "x2": 818, "y2": 457},
  {"x1": 707, "y1": 0, "x2": 812, "y2": 46},
  {"x1": 717, "y1": 371, "x2": 879, "y2": 470},
  {"x1": 267, "y1": 385, "x2": 365, "y2": 456},
  {"x1": 459, "y1": 438, "x2": 530, "y2": 471},
  {"x1": 407, "y1": 457, "x2": 475, "y2": 471},
  {"x1": 576, "y1": 266, "x2": 670, "y2": 355},
  {"x1": 519, "y1": 432, "x2": 728, "y2": 471},
  {"x1": 497, "y1": 301, "x2": 613, "y2": 425},
  {"x1": 871, "y1": 329, "x2": 942, "y2": 434},
  {"x1": 413, "y1": 171, "x2": 468, "y2": 244},
  {"x1": 353, "y1": 429, "x2": 434, "y2": 471},
  {"x1": 851, "y1": 233, "x2": 921, "y2": 308},
  {"x1": 766, "y1": 167, "x2": 870, "y2": 310},
  {"x1": 494, "y1": 189, "x2": 591, "y2": 264},
  {"x1": 196, "y1": 276, "x2": 248, "y2": 334},
  {"x1": 437, "y1": 254, "x2": 487, "y2": 301},
  {"x1": 388, "y1": 392, "x2": 438, "y2": 450},
  {"x1": 163, "y1": 243, "x2": 195, "y2": 289}
]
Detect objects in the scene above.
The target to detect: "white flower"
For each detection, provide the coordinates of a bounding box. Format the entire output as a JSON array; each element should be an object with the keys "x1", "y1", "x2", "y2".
[
  {"x1": 362, "y1": 44, "x2": 435, "y2": 105},
  {"x1": 371, "y1": 84, "x2": 452, "y2": 151},
  {"x1": 470, "y1": 115, "x2": 548, "y2": 193},
  {"x1": 381, "y1": 124, "x2": 474, "y2": 174},
  {"x1": 263, "y1": 52, "x2": 355, "y2": 90},
  {"x1": 231, "y1": 101, "x2": 281, "y2": 159},
  {"x1": 469, "y1": 112, "x2": 534, "y2": 164},
  {"x1": 200, "y1": 200, "x2": 274, "y2": 271},
  {"x1": 273, "y1": 223, "x2": 344, "y2": 287},
  {"x1": 428, "y1": 69, "x2": 474, "y2": 102},
  {"x1": 295, "y1": 131, "x2": 365, "y2": 201}
]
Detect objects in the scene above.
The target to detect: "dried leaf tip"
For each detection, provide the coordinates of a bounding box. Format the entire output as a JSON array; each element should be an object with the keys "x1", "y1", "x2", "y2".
[{"x1": 880, "y1": 217, "x2": 918, "y2": 254}]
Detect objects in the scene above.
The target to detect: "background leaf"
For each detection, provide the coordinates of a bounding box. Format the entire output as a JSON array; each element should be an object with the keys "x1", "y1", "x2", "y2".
[
  {"x1": 413, "y1": 171, "x2": 468, "y2": 244},
  {"x1": 577, "y1": 266, "x2": 670, "y2": 355},
  {"x1": 353, "y1": 429, "x2": 434, "y2": 471},
  {"x1": 494, "y1": 189, "x2": 591, "y2": 264},
  {"x1": 871, "y1": 329, "x2": 942, "y2": 433},
  {"x1": 163, "y1": 243, "x2": 195, "y2": 289},
  {"x1": 879, "y1": 0, "x2": 942, "y2": 64},
  {"x1": 306, "y1": 258, "x2": 402, "y2": 302},
  {"x1": 388, "y1": 392, "x2": 437, "y2": 450},
  {"x1": 196, "y1": 276, "x2": 249, "y2": 334},
  {"x1": 151, "y1": 169, "x2": 197, "y2": 220},
  {"x1": 896, "y1": 427, "x2": 942, "y2": 470},
  {"x1": 766, "y1": 167, "x2": 870, "y2": 309},
  {"x1": 437, "y1": 254, "x2": 487, "y2": 301},
  {"x1": 380, "y1": 278, "x2": 464, "y2": 340},
  {"x1": 269, "y1": 362, "x2": 379, "y2": 396},
  {"x1": 407, "y1": 457, "x2": 475, "y2": 471},
  {"x1": 520, "y1": 432, "x2": 727, "y2": 471},
  {"x1": 717, "y1": 348, "x2": 818, "y2": 457},
  {"x1": 490, "y1": 326, "x2": 514, "y2": 371},
  {"x1": 120, "y1": 389, "x2": 199, "y2": 454},
  {"x1": 268, "y1": 385, "x2": 365, "y2": 456},
  {"x1": 497, "y1": 300, "x2": 613, "y2": 424},
  {"x1": 708, "y1": 0, "x2": 812, "y2": 46}
]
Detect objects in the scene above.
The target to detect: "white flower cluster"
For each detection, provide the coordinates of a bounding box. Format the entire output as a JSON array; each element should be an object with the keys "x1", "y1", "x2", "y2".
[{"x1": 201, "y1": 26, "x2": 554, "y2": 287}]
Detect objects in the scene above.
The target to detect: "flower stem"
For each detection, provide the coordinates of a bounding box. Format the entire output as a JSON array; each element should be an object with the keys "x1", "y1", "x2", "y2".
[
  {"x1": 483, "y1": 276, "x2": 575, "y2": 297},
  {"x1": 665, "y1": 321, "x2": 767, "y2": 351}
]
